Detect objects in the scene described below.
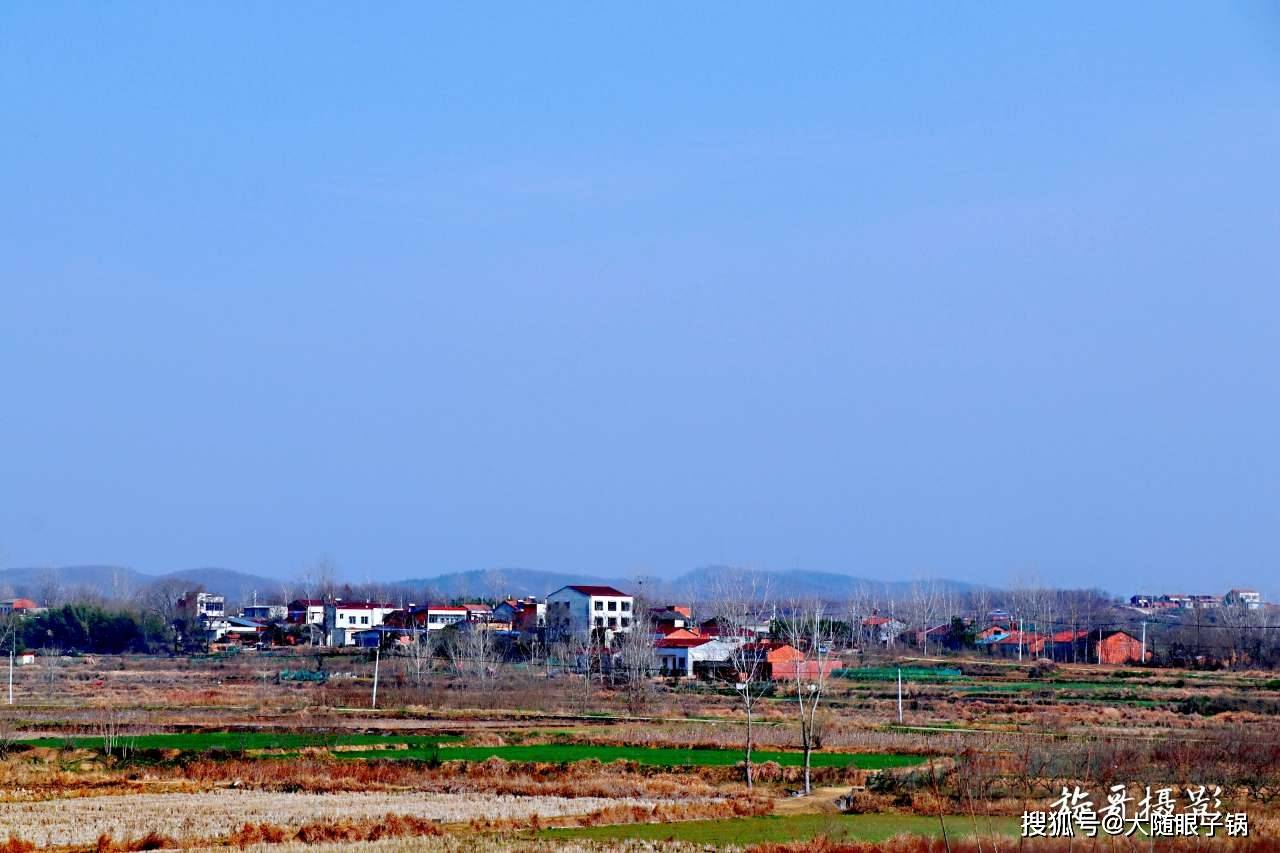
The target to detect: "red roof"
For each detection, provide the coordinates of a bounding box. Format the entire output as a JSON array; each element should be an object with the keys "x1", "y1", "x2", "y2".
[
  {"x1": 744, "y1": 641, "x2": 805, "y2": 663},
  {"x1": 659, "y1": 627, "x2": 702, "y2": 640},
  {"x1": 994, "y1": 630, "x2": 1043, "y2": 645},
  {"x1": 6, "y1": 598, "x2": 38, "y2": 610},
  {"x1": 332, "y1": 601, "x2": 397, "y2": 610},
  {"x1": 656, "y1": 637, "x2": 712, "y2": 649},
  {"x1": 864, "y1": 616, "x2": 898, "y2": 626},
  {"x1": 1051, "y1": 629, "x2": 1087, "y2": 643},
  {"x1": 565, "y1": 584, "x2": 629, "y2": 597}
]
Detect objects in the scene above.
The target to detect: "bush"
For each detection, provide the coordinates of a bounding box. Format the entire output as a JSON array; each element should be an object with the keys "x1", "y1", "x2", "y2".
[{"x1": 1027, "y1": 661, "x2": 1057, "y2": 679}]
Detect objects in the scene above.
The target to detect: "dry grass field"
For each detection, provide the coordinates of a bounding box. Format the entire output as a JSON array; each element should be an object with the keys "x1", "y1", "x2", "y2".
[{"x1": 1, "y1": 650, "x2": 1277, "y2": 850}]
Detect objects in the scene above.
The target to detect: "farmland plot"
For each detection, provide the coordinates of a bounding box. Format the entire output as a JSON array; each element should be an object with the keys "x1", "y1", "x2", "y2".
[{"x1": 0, "y1": 789, "x2": 681, "y2": 847}]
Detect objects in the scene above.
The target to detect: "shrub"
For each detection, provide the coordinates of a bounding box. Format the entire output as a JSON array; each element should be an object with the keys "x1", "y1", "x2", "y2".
[{"x1": 1027, "y1": 661, "x2": 1057, "y2": 679}]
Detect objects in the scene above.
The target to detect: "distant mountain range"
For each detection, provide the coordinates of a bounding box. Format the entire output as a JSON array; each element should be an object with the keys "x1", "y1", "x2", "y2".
[
  {"x1": 0, "y1": 565, "x2": 288, "y2": 607},
  {"x1": 0, "y1": 563, "x2": 982, "y2": 608},
  {"x1": 385, "y1": 566, "x2": 985, "y2": 604}
]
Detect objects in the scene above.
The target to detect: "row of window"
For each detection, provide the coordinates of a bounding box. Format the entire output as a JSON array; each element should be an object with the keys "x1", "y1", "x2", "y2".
[
  {"x1": 555, "y1": 617, "x2": 632, "y2": 629},
  {"x1": 593, "y1": 600, "x2": 631, "y2": 612}
]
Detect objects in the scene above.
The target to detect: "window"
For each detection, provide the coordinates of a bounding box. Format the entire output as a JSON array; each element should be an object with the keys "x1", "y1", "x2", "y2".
[
  {"x1": 621, "y1": 617, "x2": 630, "y2": 628},
  {"x1": 594, "y1": 601, "x2": 603, "y2": 611},
  {"x1": 608, "y1": 618, "x2": 617, "y2": 628},
  {"x1": 621, "y1": 601, "x2": 631, "y2": 612},
  {"x1": 595, "y1": 617, "x2": 604, "y2": 627},
  {"x1": 607, "y1": 601, "x2": 617, "y2": 611},
  {"x1": 361, "y1": 616, "x2": 369, "y2": 624},
  {"x1": 348, "y1": 615, "x2": 357, "y2": 624}
]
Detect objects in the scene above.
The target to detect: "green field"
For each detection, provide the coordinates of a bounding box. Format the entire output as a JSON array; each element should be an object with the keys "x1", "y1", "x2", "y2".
[
  {"x1": 18, "y1": 731, "x2": 925, "y2": 770},
  {"x1": 338, "y1": 743, "x2": 926, "y2": 768},
  {"x1": 19, "y1": 731, "x2": 459, "y2": 752},
  {"x1": 540, "y1": 813, "x2": 1020, "y2": 845}
]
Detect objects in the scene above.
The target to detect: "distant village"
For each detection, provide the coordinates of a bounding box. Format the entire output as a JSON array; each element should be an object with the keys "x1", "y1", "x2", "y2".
[{"x1": 5, "y1": 580, "x2": 1271, "y2": 673}]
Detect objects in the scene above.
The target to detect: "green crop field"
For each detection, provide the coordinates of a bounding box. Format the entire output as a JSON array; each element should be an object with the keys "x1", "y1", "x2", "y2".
[
  {"x1": 539, "y1": 813, "x2": 1020, "y2": 845},
  {"x1": 337, "y1": 743, "x2": 927, "y2": 769}
]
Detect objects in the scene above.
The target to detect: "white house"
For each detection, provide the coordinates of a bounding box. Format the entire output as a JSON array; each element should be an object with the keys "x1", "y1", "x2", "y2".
[
  {"x1": 546, "y1": 585, "x2": 633, "y2": 643},
  {"x1": 654, "y1": 637, "x2": 739, "y2": 679},
  {"x1": 288, "y1": 599, "x2": 326, "y2": 625},
  {"x1": 423, "y1": 606, "x2": 468, "y2": 630},
  {"x1": 324, "y1": 601, "x2": 399, "y2": 646}
]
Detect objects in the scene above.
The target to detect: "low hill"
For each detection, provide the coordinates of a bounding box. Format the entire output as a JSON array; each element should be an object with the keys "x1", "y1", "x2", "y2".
[
  {"x1": 0, "y1": 565, "x2": 285, "y2": 608},
  {"x1": 391, "y1": 568, "x2": 622, "y2": 599}
]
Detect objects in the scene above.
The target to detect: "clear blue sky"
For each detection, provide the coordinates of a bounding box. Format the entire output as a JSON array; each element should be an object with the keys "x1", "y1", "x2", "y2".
[{"x1": 2, "y1": 3, "x2": 1278, "y2": 593}]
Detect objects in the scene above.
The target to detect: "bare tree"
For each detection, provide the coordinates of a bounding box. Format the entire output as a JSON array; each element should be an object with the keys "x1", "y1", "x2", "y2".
[
  {"x1": 779, "y1": 598, "x2": 835, "y2": 794},
  {"x1": 710, "y1": 568, "x2": 771, "y2": 790},
  {"x1": 297, "y1": 556, "x2": 340, "y2": 603},
  {"x1": 846, "y1": 585, "x2": 873, "y2": 654},
  {"x1": 554, "y1": 631, "x2": 599, "y2": 713},
  {"x1": 615, "y1": 599, "x2": 656, "y2": 716},
  {"x1": 909, "y1": 580, "x2": 942, "y2": 656},
  {"x1": 40, "y1": 645, "x2": 62, "y2": 695},
  {"x1": 397, "y1": 626, "x2": 435, "y2": 690},
  {"x1": 444, "y1": 623, "x2": 495, "y2": 687},
  {"x1": 95, "y1": 708, "x2": 138, "y2": 759},
  {"x1": 36, "y1": 567, "x2": 62, "y2": 610},
  {"x1": 137, "y1": 578, "x2": 188, "y2": 647}
]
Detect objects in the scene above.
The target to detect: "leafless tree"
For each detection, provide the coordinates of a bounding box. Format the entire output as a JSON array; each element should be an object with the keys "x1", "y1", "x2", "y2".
[
  {"x1": 969, "y1": 585, "x2": 993, "y2": 629},
  {"x1": 40, "y1": 645, "x2": 62, "y2": 694},
  {"x1": 137, "y1": 578, "x2": 188, "y2": 641},
  {"x1": 95, "y1": 708, "x2": 138, "y2": 759},
  {"x1": 554, "y1": 631, "x2": 598, "y2": 713},
  {"x1": 444, "y1": 623, "x2": 495, "y2": 686},
  {"x1": 845, "y1": 585, "x2": 873, "y2": 653},
  {"x1": 778, "y1": 597, "x2": 835, "y2": 794},
  {"x1": 615, "y1": 597, "x2": 656, "y2": 716},
  {"x1": 710, "y1": 568, "x2": 771, "y2": 790},
  {"x1": 908, "y1": 580, "x2": 942, "y2": 656},
  {"x1": 397, "y1": 627, "x2": 435, "y2": 690},
  {"x1": 297, "y1": 556, "x2": 340, "y2": 602},
  {"x1": 36, "y1": 567, "x2": 62, "y2": 609}
]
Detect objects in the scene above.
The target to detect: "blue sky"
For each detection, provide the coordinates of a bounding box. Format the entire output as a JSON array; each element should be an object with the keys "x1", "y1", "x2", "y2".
[{"x1": 2, "y1": 3, "x2": 1278, "y2": 593}]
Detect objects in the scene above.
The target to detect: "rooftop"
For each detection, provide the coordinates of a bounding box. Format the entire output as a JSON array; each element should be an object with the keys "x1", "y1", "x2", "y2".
[{"x1": 564, "y1": 584, "x2": 629, "y2": 597}]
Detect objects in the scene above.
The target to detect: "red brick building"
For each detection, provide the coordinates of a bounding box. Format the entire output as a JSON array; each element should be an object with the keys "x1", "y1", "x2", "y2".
[{"x1": 1093, "y1": 629, "x2": 1149, "y2": 665}]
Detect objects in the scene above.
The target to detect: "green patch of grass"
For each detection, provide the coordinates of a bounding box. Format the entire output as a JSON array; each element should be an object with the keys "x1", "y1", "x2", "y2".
[
  {"x1": 338, "y1": 743, "x2": 925, "y2": 769},
  {"x1": 539, "y1": 813, "x2": 1019, "y2": 845},
  {"x1": 836, "y1": 667, "x2": 965, "y2": 682},
  {"x1": 19, "y1": 731, "x2": 460, "y2": 753}
]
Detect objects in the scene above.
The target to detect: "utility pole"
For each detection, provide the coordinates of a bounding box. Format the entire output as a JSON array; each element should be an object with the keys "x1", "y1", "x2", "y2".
[
  {"x1": 371, "y1": 645, "x2": 381, "y2": 709},
  {"x1": 8, "y1": 647, "x2": 13, "y2": 705},
  {"x1": 1018, "y1": 617, "x2": 1023, "y2": 662},
  {"x1": 896, "y1": 667, "x2": 903, "y2": 723},
  {"x1": 1141, "y1": 621, "x2": 1147, "y2": 662}
]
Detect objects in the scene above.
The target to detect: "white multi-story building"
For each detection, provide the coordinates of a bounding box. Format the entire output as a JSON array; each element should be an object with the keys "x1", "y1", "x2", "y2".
[
  {"x1": 323, "y1": 600, "x2": 399, "y2": 646},
  {"x1": 546, "y1": 585, "x2": 633, "y2": 643},
  {"x1": 177, "y1": 591, "x2": 229, "y2": 643},
  {"x1": 178, "y1": 591, "x2": 225, "y2": 622},
  {"x1": 1225, "y1": 589, "x2": 1263, "y2": 610}
]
